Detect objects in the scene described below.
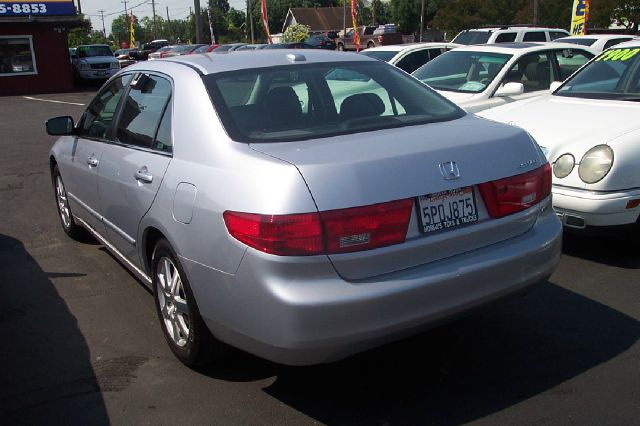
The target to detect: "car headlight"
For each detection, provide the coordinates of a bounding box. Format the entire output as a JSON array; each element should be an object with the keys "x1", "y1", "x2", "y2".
[
  {"x1": 553, "y1": 154, "x2": 575, "y2": 178},
  {"x1": 578, "y1": 145, "x2": 613, "y2": 184}
]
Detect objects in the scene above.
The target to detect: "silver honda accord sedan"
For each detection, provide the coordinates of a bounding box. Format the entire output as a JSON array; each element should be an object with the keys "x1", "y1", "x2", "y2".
[{"x1": 46, "y1": 50, "x2": 562, "y2": 367}]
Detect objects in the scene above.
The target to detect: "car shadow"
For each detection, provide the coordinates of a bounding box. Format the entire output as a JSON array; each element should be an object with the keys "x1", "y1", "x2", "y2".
[
  {"x1": 0, "y1": 234, "x2": 109, "y2": 424},
  {"x1": 200, "y1": 281, "x2": 639, "y2": 424},
  {"x1": 562, "y1": 231, "x2": 640, "y2": 269}
]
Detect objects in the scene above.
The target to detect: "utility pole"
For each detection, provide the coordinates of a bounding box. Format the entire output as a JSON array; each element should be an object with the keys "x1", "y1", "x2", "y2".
[
  {"x1": 166, "y1": 6, "x2": 171, "y2": 41},
  {"x1": 152, "y1": 0, "x2": 157, "y2": 40},
  {"x1": 76, "y1": 0, "x2": 82, "y2": 14},
  {"x1": 419, "y1": 0, "x2": 425, "y2": 42},
  {"x1": 247, "y1": 0, "x2": 254, "y2": 43},
  {"x1": 343, "y1": 0, "x2": 346, "y2": 37},
  {"x1": 372, "y1": 0, "x2": 375, "y2": 26},
  {"x1": 121, "y1": 0, "x2": 127, "y2": 16},
  {"x1": 99, "y1": 9, "x2": 106, "y2": 37},
  {"x1": 533, "y1": 0, "x2": 540, "y2": 26},
  {"x1": 193, "y1": 0, "x2": 203, "y2": 43}
]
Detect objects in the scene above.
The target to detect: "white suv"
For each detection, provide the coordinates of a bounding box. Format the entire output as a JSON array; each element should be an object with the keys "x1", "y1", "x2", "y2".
[{"x1": 452, "y1": 26, "x2": 569, "y2": 45}]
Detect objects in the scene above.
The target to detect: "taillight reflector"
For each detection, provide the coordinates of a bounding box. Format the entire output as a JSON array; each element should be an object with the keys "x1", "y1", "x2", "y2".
[
  {"x1": 478, "y1": 163, "x2": 552, "y2": 218},
  {"x1": 223, "y1": 199, "x2": 413, "y2": 256}
]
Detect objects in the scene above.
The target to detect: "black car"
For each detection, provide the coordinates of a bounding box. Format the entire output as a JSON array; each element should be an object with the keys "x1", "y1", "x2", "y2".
[
  {"x1": 305, "y1": 34, "x2": 337, "y2": 50},
  {"x1": 262, "y1": 42, "x2": 315, "y2": 49}
]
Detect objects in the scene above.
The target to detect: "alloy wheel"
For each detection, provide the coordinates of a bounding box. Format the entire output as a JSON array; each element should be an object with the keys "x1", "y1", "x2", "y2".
[{"x1": 156, "y1": 256, "x2": 190, "y2": 347}]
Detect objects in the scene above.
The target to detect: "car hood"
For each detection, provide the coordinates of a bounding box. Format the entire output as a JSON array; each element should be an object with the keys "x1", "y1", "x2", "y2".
[
  {"x1": 78, "y1": 56, "x2": 117, "y2": 64},
  {"x1": 480, "y1": 95, "x2": 640, "y2": 153}
]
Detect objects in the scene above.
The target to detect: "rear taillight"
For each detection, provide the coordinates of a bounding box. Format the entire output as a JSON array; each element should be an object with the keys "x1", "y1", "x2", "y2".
[
  {"x1": 224, "y1": 199, "x2": 413, "y2": 256},
  {"x1": 478, "y1": 163, "x2": 551, "y2": 218}
]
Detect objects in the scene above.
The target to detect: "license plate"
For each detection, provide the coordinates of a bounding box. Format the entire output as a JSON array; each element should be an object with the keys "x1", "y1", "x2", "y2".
[
  {"x1": 96, "y1": 71, "x2": 107, "y2": 76},
  {"x1": 417, "y1": 186, "x2": 478, "y2": 234}
]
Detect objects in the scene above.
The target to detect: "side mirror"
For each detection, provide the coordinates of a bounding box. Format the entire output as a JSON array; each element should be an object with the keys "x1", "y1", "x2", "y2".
[
  {"x1": 46, "y1": 116, "x2": 75, "y2": 136},
  {"x1": 495, "y1": 82, "x2": 524, "y2": 97},
  {"x1": 550, "y1": 81, "x2": 562, "y2": 92}
]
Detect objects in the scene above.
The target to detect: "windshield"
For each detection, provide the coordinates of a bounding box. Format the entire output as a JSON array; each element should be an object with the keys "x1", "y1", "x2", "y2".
[
  {"x1": 412, "y1": 51, "x2": 511, "y2": 93},
  {"x1": 203, "y1": 61, "x2": 464, "y2": 143},
  {"x1": 555, "y1": 47, "x2": 640, "y2": 100},
  {"x1": 452, "y1": 31, "x2": 491, "y2": 45},
  {"x1": 359, "y1": 50, "x2": 398, "y2": 62},
  {"x1": 77, "y1": 45, "x2": 113, "y2": 58}
]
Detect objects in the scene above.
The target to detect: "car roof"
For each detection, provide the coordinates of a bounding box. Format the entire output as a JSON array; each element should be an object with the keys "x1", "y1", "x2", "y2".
[
  {"x1": 161, "y1": 50, "x2": 377, "y2": 75},
  {"x1": 461, "y1": 27, "x2": 567, "y2": 33},
  {"x1": 450, "y1": 42, "x2": 591, "y2": 54},
  {"x1": 364, "y1": 42, "x2": 460, "y2": 53},
  {"x1": 556, "y1": 34, "x2": 634, "y2": 41}
]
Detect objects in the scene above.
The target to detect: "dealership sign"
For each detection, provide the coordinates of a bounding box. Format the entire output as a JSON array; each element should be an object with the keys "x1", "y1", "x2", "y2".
[{"x1": 0, "y1": 0, "x2": 76, "y2": 16}]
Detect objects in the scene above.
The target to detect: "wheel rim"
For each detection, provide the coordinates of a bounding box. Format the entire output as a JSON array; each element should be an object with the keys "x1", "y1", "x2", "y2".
[
  {"x1": 55, "y1": 176, "x2": 72, "y2": 229},
  {"x1": 156, "y1": 256, "x2": 190, "y2": 347}
]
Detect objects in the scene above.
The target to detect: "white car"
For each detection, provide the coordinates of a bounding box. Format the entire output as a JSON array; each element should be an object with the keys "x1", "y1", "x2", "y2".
[
  {"x1": 412, "y1": 42, "x2": 595, "y2": 113},
  {"x1": 553, "y1": 34, "x2": 637, "y2": 53},
  {"x1": 452, "y1": 26, "x2": 569, "y2": 45},
  {"x1": 359, "y1": 42, "x2": 460, "y2": 74},
  {"x1": 479, "y1": 41, "x2": 640, "y2": 232}
]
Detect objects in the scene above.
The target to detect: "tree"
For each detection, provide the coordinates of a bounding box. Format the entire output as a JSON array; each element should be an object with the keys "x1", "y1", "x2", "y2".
[
  {"x1": 389, "y1": 0, "x2": 444, "y2": 34},
  {"x1": 67, "y1": 14, "x2": 93, "y2": 47},
  {"x1": 111, "y1": 14, "x2": 144, "y2": 46},
  {"x1": 283, "y1": 22, "x2": 310, "y2": 41}
]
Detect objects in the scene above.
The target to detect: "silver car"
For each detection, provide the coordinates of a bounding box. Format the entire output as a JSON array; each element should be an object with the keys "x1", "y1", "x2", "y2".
[{"x1": 45, "y1": 50, "x2": 562, "y2": 367}]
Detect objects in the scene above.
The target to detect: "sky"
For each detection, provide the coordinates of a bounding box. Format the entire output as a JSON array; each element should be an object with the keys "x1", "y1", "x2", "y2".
[{"x1": 81, "y1": 0, "x2": 246, "y2": 37}]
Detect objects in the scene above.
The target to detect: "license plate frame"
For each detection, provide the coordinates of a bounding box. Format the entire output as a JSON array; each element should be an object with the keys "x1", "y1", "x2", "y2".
[{"x1": 417, "y1": 186, "x2": 479, "y2": 234}]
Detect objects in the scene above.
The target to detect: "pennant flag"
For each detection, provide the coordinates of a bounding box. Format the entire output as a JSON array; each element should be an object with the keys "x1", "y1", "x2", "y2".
[
  {"x1": 129, "y1": 11, "x2": 135, "y2": 48},
  {"x1": 570, "y1": 0, "x2": 590, "y2": 35},
  {"x1": 351, "y1": 0, "x2": 360, "y2": 52},
  {"x1": 207, "y1": 8, "x2": 216, "y2": 44},
  {"x1": 261, "y1": 0, "x2": 272, "y2": 44}
]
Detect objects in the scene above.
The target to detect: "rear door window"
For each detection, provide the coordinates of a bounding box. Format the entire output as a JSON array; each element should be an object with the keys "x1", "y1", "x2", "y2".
[
  {"x1": 115, "y1": 73, "x2": 172, "y2": 150},
  {"x1": 395, "y1": 49, "x2": 430, "y2": 73},
  {"x1": 495, "y1": 32, "x2": 517, "y2": 43},
  {"x1": 523, "y1": 32, "x2": 546, "y2": 42}
]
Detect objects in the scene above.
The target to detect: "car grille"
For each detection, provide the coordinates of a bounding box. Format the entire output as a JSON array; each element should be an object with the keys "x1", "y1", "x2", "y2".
[{"x1": 90, "y1": 63, "x2": 110, "y2": 70}]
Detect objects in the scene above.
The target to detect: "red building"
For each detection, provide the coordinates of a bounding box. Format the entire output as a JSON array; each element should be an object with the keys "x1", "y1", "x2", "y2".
[{"x1": 0, "y1": 1, "x2": 80, "y2": 95}]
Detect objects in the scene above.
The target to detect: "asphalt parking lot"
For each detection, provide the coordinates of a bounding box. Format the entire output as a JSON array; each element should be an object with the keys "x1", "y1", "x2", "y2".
[{"x1": 0, "y1": 91, "x2": 638, "y2": 425}]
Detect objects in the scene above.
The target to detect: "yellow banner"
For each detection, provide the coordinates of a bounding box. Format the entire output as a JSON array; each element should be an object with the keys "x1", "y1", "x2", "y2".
[{"x1": 570, "y1": 0, "x2": 590, "y2": 35}]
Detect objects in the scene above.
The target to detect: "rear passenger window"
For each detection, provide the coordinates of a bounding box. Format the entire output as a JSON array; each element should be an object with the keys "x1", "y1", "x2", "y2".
[
  {"x1": 115, "y1": 74, "x2": 172, "y2": 149},
  {"x1": 549, "y1": 32, "x2": 568, "y2": 41},
  {"x1": 523, "y1": 32, "x2": 546, "y2": 42},
  {"x1": 495, "y1": 32, "x2": 517, "y2": 43},
  {"x1": 396, "y1": 50, "x2": 430, "y2": 73},
  {"x1": 554, "y1": 49, "x2": 594, "y2": 80}
]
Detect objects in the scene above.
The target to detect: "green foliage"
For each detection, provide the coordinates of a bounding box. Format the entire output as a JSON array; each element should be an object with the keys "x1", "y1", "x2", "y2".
[{"x1": 283, "y1": 23, "x2": 311, "y2": 42}]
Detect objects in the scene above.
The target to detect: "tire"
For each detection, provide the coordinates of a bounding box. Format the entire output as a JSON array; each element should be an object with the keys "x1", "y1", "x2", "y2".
[
  {"x1": 152, "y1": 238, "x2": 221, "y2": 367},
  {"x1": 52, "y1": 164, "x2": 85, "y2": 240},
  {"x1": 337, "y1": 43, "x2": 345, "y2": 51}
]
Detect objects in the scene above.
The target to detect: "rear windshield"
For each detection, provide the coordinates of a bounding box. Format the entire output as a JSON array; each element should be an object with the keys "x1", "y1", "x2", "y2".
[
  {"x1": 359, "y1": 50, "x2": 398, "y2": 62},
  {"x1": 203, "y1": 61, "x2": 464, "y2": 143},
  {"x1": 452, "y1": 31, "x2": 491, "y2": 45},
  {"x1": 554, "y1": 37, "x2": 596, "y2": 46}
]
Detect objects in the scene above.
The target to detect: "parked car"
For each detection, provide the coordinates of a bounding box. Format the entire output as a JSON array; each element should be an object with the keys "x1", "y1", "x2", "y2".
[
  {"x1": 305, "y1": 34, "x2": 337, "y2": 50},
  {"x1": 72, "y1": 44, "x2": 120, "y2": 81},
  {"x1": 452, "y1": 26, "x2": 569, "y2": 45},
  {"x1": 412, "y1": 42, "x2": 595, "y2": 113},
  {"x1": 552, "y1": 34, "x2": 637, "y2": 52},
  {"x1": 45, "y1": 50, "x2": 561, "y2": 367},
  {"x1": 360, "y1": 42, "x2": 460, "y2": 74},
  {"x1": 338, "y1": 24, "x2": 403, "y2": 51},
  {"x1": 148, "y1": 45, "x2": 178, "y2": 60},
  {"x1": 211, "y1": 43, "x2": 247, "y2": 52},
  {"x1": 68, "y1": 47, "x2": 77, "y2": 63},
  {"x1": 479, "y1": 41, "x2": 640, "y2": 233},
  {"x1": 113, "y1": 48, "x2": 138, "y2": 68},
  {"x1": 192, "y1": 44, "x2": 221, "y2": 54},
  {"x1": 129, "y1": 40, "x2": 170, "y2": 61},
  {"x1": 234, "y1": 44, "x2": 266, "y2": 51},
  {"x1": 261, "y1": 42, "x2": 315, "y2": 49}
]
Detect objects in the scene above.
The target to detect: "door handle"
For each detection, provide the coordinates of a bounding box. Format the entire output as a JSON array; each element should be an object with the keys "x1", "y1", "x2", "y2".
[
  {"x1": 134, "y1": 167, "x2": 153, "y2": 183},
  {"x1": 87, "y1": 156, "x2": 99, "y2": 167}
]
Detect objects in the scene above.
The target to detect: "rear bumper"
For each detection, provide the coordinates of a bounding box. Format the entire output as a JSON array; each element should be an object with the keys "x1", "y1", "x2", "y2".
[
  {"x1": 553, "y1": 185, "x2": 640, "y2": 228},
  {"x1": 184, "y1": 207, "x2": 562, "y2": 366}
]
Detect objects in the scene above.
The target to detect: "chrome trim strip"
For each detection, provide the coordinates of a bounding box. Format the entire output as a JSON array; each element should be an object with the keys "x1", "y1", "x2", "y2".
[
  {"x1": 553, "y1": 184, "x2": 640, "y2": 195},
  {"x1": 67, "y1": 192, "x2": 102, "y2": 220},
  {"x1": 75, "y1": 216, "x2": 152, "y2": 286},
  {"x1": 102, "y1": 217, "x2": 137, "y2": 246}
]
